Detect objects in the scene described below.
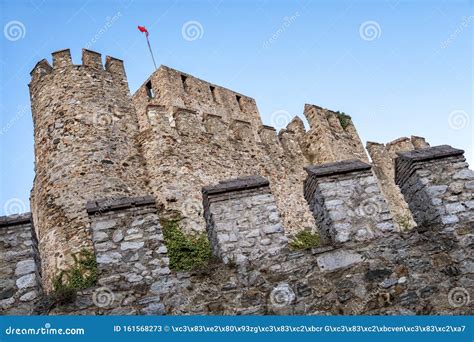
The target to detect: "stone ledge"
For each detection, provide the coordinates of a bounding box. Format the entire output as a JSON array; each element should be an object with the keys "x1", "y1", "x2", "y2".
[
  {"x1": 395, "y1": 145, "x2": 465, "y2": 187},
  {"x1": 0, "y1": 213, "x2": 32, "y2": 228},
  {"x1": 396, "y1": 145, "x2": 464, "y2": 163},
  {"x1": 202, "y1": 176, "x2": 269, "y2": 197},
  {"x1": 86, "y1": 195, "x2": 156, "y2": 215},
  {"x1": 305, "y1": 159, "x2": 371, "y2": 178}
]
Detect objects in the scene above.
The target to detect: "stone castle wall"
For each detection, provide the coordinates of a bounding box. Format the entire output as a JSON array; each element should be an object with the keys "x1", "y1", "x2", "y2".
[
  {"x1": 0, "y1": 48, "x2": 471, "y2": 315},
  {"x1": 1, "y1": 148, "x2": 472, "y2": 316},
  {"x1": 131, "y1": 65, "x2": 369, "y2": 238}
]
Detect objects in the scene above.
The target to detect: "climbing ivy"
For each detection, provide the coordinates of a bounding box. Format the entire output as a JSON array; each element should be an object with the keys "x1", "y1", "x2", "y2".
[{"x1": 52, "y1": 249, "x2": 98, "y2": 304}]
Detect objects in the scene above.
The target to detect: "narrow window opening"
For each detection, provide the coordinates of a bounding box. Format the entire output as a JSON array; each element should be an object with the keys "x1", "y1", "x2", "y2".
[
  {"x1": 236, "y1": 95, "x2": 243, "y2": 111},
  {"x1": 181, "y1": 75, "x2": 188, "y2": 91},
  {"x1": 146, "y1": 81, "x2": 155, "y2": 98},
  {"x1": 210, "y1": 86, "x2": 217, "y2": 102}
]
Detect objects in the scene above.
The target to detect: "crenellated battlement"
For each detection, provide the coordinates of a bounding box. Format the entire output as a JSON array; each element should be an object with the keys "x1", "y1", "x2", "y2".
[
  {"x1": 3, "y1": 48, "x2": 472, "y2": 316},
  {"x1": 301, "y1": 104, "x2": 368, "y2": 164},
  {"x1": 30, "y1": 49, "x2": 126, "y2": 83}
]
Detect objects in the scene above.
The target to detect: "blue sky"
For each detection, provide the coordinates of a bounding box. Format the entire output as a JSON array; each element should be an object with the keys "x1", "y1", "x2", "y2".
[{"x1": 0, "y1": 0, "x2": 472, "y2": 215}]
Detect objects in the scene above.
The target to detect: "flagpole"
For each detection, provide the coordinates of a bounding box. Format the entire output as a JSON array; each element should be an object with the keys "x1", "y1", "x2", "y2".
[{"x1": 146, "y1": 36, "x2": 158, "y2": 71}]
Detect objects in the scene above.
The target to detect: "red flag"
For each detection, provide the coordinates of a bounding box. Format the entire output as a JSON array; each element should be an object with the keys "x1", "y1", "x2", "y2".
[{"x1": 138, "y1": 25, "x2": 149, "y2": 37}]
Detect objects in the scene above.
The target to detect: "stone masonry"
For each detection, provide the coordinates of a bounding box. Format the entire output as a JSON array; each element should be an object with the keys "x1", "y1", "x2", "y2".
[
  {"x1": 29, "y1": 49, "x2": 149, "y2": 290},
  {"x1": 304, "y1": 160, "x2": 395, "y2": 244},
  {"x1": 202, "y1": 176, "x2": 288, "y2": 265},
  {"x1": 0, "y1": 48, "x2": 472, "y2": 316},
  {"x1": 131, "y1": 65, "x2": 369, "y2": 240},
  {"x1": 0, "y1": 214, "x2": 42, "y2": 314},
  {"x1": 1, "y1": 167, "x2": 473, "y2": 315},
  {"x1": 396, "y1": 145, "x2": 474, "y2": 230},
  {"x1": 367, "y1": 136, "x2": 430, "y2": 230}
]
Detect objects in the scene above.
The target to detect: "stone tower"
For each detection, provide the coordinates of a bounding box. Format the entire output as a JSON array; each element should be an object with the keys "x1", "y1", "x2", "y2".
[{"x1": 29, "y1": 49, "x2": 149, "y2": 290}]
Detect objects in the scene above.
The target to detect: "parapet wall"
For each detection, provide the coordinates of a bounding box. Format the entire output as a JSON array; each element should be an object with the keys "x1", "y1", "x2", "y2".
[
  {"x1": 396, "y1": 145, "x2": 474, "y2": 230},
  {"x1": 203, "y1": 176, "x2": 288, "y2": 265},
  {"x1": 3, "y1": 158, "x2": 471, "y2": 316},
  {"x1": 133, "y1": 66, "x2": 263, "y2": 135},
  {"x1": 301, "y1": 105, "x2": 369, "y2": 164},
  {"x1": 133, "y1": 99, "x2": 317, "y2": 236},
  {"x1": 304, "y1": 160, "x2": 395, "y2": 244}
]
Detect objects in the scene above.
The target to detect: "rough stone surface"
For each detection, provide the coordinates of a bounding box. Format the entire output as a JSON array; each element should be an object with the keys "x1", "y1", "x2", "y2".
[
  {"x1": 203, "y1": 176, "x2": 288, "y2": 265},
  {"x1": 0, "y1": 49, "x2": 472, "y2": 316},
  {"x1": 131, "y1": 67, "x2": 369, "y2": 238},
  {"x1": 304, "y1": 160, "x2": 396, "y2": 244},
  {"x1": 367, "y1": 136, "x2": 430, "y2": 230},
  {"x1": 90, "y1": 201, "x2": 170, "y2": 293},
  {"x1": 0, "y1": 215, "x2": 42, "y2": 314},
  {"x1": 29, "y1": 49, "x2": 149, "y2": 290},
  {"x1": 395, "y1": 145, "x2": 473, "y2": 230}
]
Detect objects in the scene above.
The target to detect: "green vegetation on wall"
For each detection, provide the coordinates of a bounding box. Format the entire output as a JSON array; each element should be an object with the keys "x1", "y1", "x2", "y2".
[
  {"x1": 52, "y1": 249, "x2": 98, "y2": 304},
  {"x1": 161, "y1": 218, "x2": 212, "y2": 271},
  {"x1": 334, "y1": 111, "x2": 352, "y2": 130},
  {"x1": 289, "y1": 230, "x2": 321, "y2": 250}
]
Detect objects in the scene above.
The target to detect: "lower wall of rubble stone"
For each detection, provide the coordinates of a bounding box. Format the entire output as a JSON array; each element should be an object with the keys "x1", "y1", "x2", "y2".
[
  {"x1": 0, "y1": 214, "x2": 43, "y2": 315},
  {"x1": 39, "y1": 227, "x2": 472, "y2": 315}
]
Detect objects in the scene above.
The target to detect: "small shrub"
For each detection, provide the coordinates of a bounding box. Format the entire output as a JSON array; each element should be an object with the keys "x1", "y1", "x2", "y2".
[
  {"x1": 334, "y1": 111, "x2": 352, "y2": 129},
  {"x1": 289, "y1": 230, "x2": 321, "y2": 250},
  {"x1": 161, "y1": 218, "x2": 212, "y2": 271},
  {"x1": 52, "y1": 249, "x2": 98, "y2": 304}
]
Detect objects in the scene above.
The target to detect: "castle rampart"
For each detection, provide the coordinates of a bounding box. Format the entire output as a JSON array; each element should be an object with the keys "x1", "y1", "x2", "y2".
[{"x1": 1, "y1": 49, "x2": 472, "y2": 316}]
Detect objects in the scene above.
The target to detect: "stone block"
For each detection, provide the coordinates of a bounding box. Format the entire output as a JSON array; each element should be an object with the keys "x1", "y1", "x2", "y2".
[
  {"x1": 202, "y1": 176, "x2": 287, "y2": 265},
  {"x1": 316, "y1": 250, "x2": 363, "y2": 272},
  {"x1": 395, "y1": 145, "x2": 474, "y2": 229},
  {"x1": 304, "y1": 159, "x2": 395, "y2": 244}
]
